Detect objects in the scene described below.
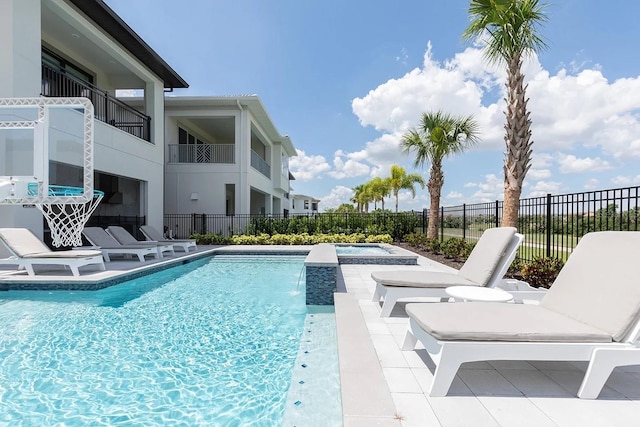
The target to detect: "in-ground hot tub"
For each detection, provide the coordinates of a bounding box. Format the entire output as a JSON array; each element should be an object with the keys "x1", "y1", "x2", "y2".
[{"x1": 333, "y1": 243, "x2": 418, "y2": 265}]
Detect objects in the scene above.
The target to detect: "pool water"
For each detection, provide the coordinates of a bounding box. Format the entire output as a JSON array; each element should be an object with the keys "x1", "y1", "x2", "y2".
[
  {"x1": 0, "y1": 255, "x2": 341, "y2": 426},
  {"x1": 334, "y1": 245, "x2": 390, "y2": 255}
]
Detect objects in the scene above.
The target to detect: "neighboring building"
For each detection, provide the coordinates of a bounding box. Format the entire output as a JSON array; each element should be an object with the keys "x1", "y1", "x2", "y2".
[
  {"x1": 161, "y1": 96, "x2": 297, "y2": 218},
  {"x1": 0, "y1": 1, "x2": 297, "y2": 242},
  {"x1": 0, "y1": 0, "x2": 187, "y2": 238},
  {"x1": 290, "y1": 194, "x2": 320, "y2": 215}
]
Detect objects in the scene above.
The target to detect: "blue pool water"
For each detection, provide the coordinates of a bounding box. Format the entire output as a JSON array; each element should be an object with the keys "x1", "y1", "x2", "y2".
[
  {"x1": 0, "y1": 255, "x2": 341, "y2": 426},
  {"x1": 334, "y1": 245, "x2": 390, "y2": 255}
]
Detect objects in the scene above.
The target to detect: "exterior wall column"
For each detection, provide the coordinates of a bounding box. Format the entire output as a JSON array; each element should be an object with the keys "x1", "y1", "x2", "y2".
[
  {"x1": 0, "y1": 0, "x2": 44, "y2": 240},
  {"x1": 145, "y1": 79, "x2": 165, "y2": 230},
  {"x1": 237, "y1": 104, "x2": 250, "y2": 214}
]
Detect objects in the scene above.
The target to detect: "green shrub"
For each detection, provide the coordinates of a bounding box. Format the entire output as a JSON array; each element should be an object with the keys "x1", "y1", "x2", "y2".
[
  {"x1": 440, "y1": 238, "x2": 470, "y2": 260},
  {"x1": 189, "y1": 233, "x2": 231, "y2": 245},
  {"x1": 425, "y1": 237, "x2": 441, "y2": 254},
  {"x1": 521, "y1": 257, "x2": 564, "y2": 289},
  {"x1": 365, "y1": 234, "x2": 393, "y2": 244}
]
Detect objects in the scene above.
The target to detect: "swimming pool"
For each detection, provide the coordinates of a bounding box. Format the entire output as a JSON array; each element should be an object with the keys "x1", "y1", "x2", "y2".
[{"x1": 0, "y1": 254, "x2": 342, "y2": 426}]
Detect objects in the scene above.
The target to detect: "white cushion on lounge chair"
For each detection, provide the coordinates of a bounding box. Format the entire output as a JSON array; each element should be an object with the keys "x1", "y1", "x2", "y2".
[
  {"x1": 539, "y1": 231, "x2": 640, "y2": 342},
  {"x1": 0, "y1": 228, "x2": 105, "y2": 276},
  {"x1": 401, "y1": 231, "x2": 640, "y2": 399},
  {"x1": 371, "y1": 227, "x2": 522, "y2": 317},
  {"x1": 106, "y1": 226, "x2": 175, "y2": 258},
  {"x1": 406, "y1": 303, "x2": 612, "y2": 342},
  {"x1": 371, "y1": 271, "x2": 478, "y2": 288},
  {"x1": 139, "y1": 225, "x2": 197, "y2": 252},
  {"x1": 82, "y1": 227, "x2": 159, "y2": 263}
]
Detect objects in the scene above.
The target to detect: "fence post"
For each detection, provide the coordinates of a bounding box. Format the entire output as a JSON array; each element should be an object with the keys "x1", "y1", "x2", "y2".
[
  {"x1": 440, "y1": 206, "x2": 444, "y2": 240},
  {"x1": 192, "y1": 213, "x2": 197, "y2": 234},
  {"x1": 422, "y1": 208, "x2": 427, "y2": 234},
  {"x1": 462, "y1": 203, "x2": 466, "y2": 240},
  {"x1": 546, "y1": 193, "x2": 552, "y2": 257},
  {"x1": 495, "y1": 200, "x2": 499, "y2": 228}
]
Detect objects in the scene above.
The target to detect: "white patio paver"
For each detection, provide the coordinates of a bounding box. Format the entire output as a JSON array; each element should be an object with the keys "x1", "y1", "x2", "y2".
[{"x1": 337, "y1": 257, "x2": 640, "y2": 427}]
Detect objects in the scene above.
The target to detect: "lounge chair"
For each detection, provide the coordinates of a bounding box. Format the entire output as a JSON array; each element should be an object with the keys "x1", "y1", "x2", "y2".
[
  {"x1": 106, "y1": 226, "x2": 175, "y2": 258},
  {"x1": 401, "y1": 231, "x2": 640, "y2": 399},
  {"x1": 139, "y1": 225, "x2": 197, "y2": 253},
  {"x1": 82, "y1": 227, "x2": 160, "y2": 262},
  {"x1": 0, "y1": 228, "x2": 105, "y2": 276},
  {"x1": 371, "y1": 227, "x2": 524, "y2": 317}
]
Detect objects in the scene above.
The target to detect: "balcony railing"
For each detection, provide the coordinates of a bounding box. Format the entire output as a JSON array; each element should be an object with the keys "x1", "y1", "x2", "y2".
[
  {"x1": 41, "y1": 63, "x2": 151, "y2": 141},
  {"x1": 251, "y1": 150, "x2": 270, "y2": 178},
  {"x1": 168, "y1": 144, "x2": 235, "y2": 164}
]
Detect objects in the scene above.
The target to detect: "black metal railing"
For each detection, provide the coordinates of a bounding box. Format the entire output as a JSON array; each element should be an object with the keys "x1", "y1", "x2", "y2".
[
  {"x1": 432, "y1": 186, "x2": 640, "y2": 261},
  {"x1": 41, "y1": 63, "x2": 151, "y2": 141}
]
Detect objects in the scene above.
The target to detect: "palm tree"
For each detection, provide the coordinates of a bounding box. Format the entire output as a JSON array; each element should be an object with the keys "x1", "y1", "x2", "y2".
[
  {"x1": 402, "y1": 111, "x2": 480, "y2": 238},
  {"x1": 368, "y1": 176, "x2": 390, "y2": 211},
  {"x1": 388, "y1": 165, "x2": 426, "y2": 213},
  {"x1": 351, "y1": 184, "x2": 373, "y2": 213},
  {"x1": 463, "y1": 0, "x2": 548, "y2": 228}
]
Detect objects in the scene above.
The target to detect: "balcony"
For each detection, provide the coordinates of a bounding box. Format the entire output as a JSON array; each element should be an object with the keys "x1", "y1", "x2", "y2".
[
  {"x1": 168, "y1": 144, "x2": 235, "y2": 164},
  {"x1": 41, "y1": 63, "x2": 151, "y2": 141},
  {"x1": 251, "y1": 150, "x2": 271, "y2": 178}
]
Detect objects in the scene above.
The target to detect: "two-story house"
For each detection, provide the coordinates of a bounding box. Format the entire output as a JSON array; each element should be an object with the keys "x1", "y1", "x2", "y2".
[
  {"x1": 290, "y1": 194, "x2": 320, "y2": 215},
  {"x1": 162, "y1": 96, "x2": 296, "y2": 217},
  {"x1": 0, "y1": 0, "x2": 297, "y2": 243},
  {"x1": 0, "y1": 0, "x2": 187, "y2": 239}
]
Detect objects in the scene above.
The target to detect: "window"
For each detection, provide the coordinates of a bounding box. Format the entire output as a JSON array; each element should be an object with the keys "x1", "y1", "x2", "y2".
[
  {"x1": 304, "y1": 200, "x2": 309, "y2": 210},
  {"x1": 281, "y1": 153, "x2": 289, "y2": 178}
]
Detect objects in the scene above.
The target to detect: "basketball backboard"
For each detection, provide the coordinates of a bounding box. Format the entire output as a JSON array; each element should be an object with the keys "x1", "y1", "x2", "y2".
[{"x1": 0, "y1": 97, "x2": 94, "y2": 205}]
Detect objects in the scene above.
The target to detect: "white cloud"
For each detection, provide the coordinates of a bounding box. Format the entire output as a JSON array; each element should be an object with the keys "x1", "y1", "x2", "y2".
[
  {"x1": 526, "y1": 181, "x2": 562, "y2": 198},
  {"x1": 611, "y1": 175, "x2": 640, "y2": 186},
  {"x1": 350, "y1": 42, "x2": 640, "y2": 177},
  {"x1": 289, "y1": 149, "x2": 330, "y2": 181},
  {"x1": 584, "y1": 178, "x2": 599, "y2": 190},
  {"x1": 527, "y1": 169, "x2": 552, "y2": 180},
  {"x1": 556, "y1": 153, "x2": 612, "y2": 174},
  {"x1": 328, "y1": 154, "x2": 370, "y2": 179},
  {"x1": 466, "y1": 174, "x2": 503, "y2": 203},
  {"x1": 445, "y1": 191, "x2": 464, "y2": 201},
  {"x1": 319, "y1": 186, "x2": 353, "y2": 211}
]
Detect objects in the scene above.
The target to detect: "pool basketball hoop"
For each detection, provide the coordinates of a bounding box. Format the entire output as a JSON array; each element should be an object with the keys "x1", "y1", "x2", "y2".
[
  {"x1": 0, "y1": 97, "x2": 98, "y2": 247},
  {"x1": 32, "y1": 185, "x2": 104, "y2": 248}
]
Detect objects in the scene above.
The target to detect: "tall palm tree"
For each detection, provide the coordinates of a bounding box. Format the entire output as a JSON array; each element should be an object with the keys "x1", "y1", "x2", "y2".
[
  {"x1": 463, "y1": 0, "x2": 548, "y2": 228},
  {"x1": 402, "y1": 111, "x2": 480, "y2": 238},
  {"x1": 388, "y1": 165, "x2": 426, "y2": 213},
  {"x1": 368, "y1": 176, "x2": 390, "y2": 211}
]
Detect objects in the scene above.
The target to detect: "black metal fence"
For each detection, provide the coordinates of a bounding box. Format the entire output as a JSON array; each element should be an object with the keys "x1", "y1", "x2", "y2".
[
  {"x1": 435, "y1": 186, "x2": 640, "y2": 261},
  {"x1": 164, "y1": 212, "x2": 423, "y2": 241},
  {"x1": 161, "y1": 185, "x2": 640, "y2": 262}
]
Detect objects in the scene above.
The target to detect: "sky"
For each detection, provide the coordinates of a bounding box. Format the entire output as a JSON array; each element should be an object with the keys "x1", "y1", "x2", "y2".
[{"x1": 105, "y1": 0, "x2": 640, "y2": 212}]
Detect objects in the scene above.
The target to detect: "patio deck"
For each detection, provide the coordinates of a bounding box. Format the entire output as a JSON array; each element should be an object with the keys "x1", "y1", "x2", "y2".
[
  {"x1": 336, "y1": 254, "x2": 640, "y2": 427},
  {"x1": 1, "y1": 246, "x2": 639, "y2": 426}
]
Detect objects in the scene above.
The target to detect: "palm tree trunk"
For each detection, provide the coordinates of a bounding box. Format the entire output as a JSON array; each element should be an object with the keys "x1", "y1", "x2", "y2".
[
  {"x1": 394, "y1": 191, "x2": 399, "y2": 213},
  {"x1": 502, "y1": 56, "x2": 533, "y2": 229},
  {"x1": 502, "y1": 185, "x2": 522, "y2": 228},
  {"x1": 427, "y1": 162, "x2": 443, "y2": 239}
]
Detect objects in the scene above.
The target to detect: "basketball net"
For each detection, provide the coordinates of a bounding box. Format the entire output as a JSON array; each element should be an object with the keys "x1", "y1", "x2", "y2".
[{"x1": 37, "y1": 191, "x2": 104, "y2": 248}]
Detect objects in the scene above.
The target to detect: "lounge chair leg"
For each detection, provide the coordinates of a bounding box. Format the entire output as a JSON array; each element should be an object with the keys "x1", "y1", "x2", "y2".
[
  {"x1": 70, "y1": 266, "x2": 80, "y2": 277},
  {"x1": 578, "y1": 347, "x2": 640, "y2": 399},
  {"x1": 372, "y1": 283, "x2": 381, "y2": 302},
  {"x1": 379, "y1": 296, "x2": 397, "y2": 317},
  {"x1": 102, "y1": 253, "x2": 111, "y2": 262},
  {"x1": 429, "y1": 350, "x2": 463, "y2": 397},
  {"x1": 137, "y1": 253, "x2": 145, "y2": 262},
  {"x1": 401, "y1": 330, "x2": 418, "y2": 351},
  {"x1": 23, "y1": 264, "x2": 35, "y2": 276}
]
